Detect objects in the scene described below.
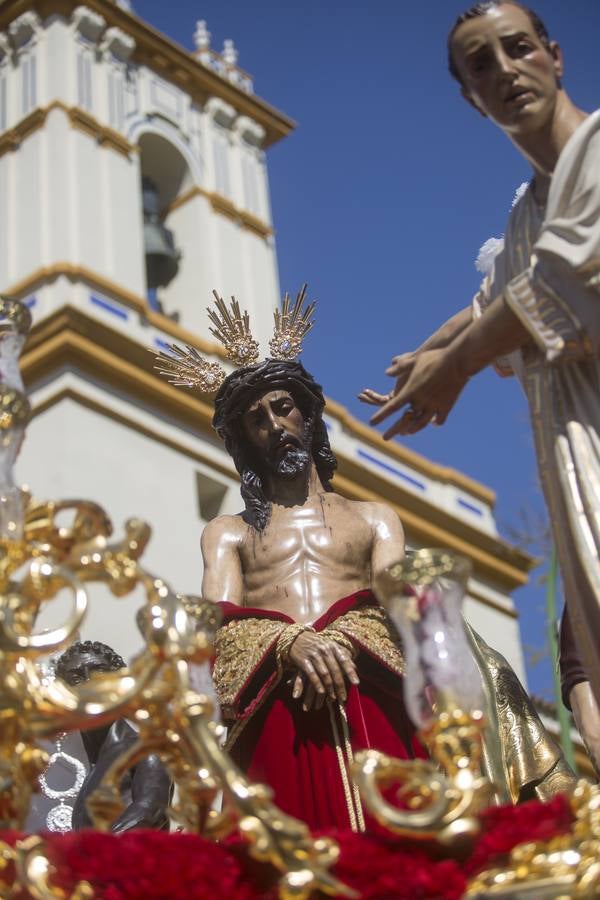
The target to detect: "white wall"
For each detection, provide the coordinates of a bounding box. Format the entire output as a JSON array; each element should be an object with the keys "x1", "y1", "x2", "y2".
[{"x1": 18, "y1": 385, "x2": 240, "y2": 661}]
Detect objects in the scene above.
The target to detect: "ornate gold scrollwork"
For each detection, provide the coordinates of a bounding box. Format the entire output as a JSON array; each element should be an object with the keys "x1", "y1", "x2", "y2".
[
  {"x1": 0, "y1": 497, "x2": 353, "y2": 899},
  {"x1": 0, "y1": 835, "x2": 92, "y2": 900},
  {"x1": 466, "y1": 779, "x2": 600, "y2": 898},
  {"x1": 353, "y1": 707, "x2": 494, "y2": 848}
]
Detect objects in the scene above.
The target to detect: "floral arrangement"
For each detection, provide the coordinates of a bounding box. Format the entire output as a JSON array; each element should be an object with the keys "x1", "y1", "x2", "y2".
[{"x1": 3, "y1": 794, "x2": 573, "y2": 899}]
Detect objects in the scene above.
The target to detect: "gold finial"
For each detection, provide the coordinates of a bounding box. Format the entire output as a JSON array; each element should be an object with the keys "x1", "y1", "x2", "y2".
[
  {"x1": 269, "y1": 284, "x2": 316, "y2": 360},
  {"x1": 153, "y1": 344, "x2": 226, "y2": 394},
  {"x1": 207, "y1": 291, "x2": 260, "y2": 368}
]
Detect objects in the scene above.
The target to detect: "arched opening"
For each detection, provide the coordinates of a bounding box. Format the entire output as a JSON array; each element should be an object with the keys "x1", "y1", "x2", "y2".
[
  {"x1": 139, "y1": 132, "x2": 194, "y2": 209},
  {"x1": 138, "y1": 133, "x2": 195, "y2": 313}
]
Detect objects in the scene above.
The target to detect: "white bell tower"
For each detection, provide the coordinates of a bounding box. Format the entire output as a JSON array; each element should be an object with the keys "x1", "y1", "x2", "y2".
[
  {"x1": 0, "y1": 1, "x2": 292, "y2": 346},
  {"x1": 0, "y1": 0, "x2": 294, "y2": 654}
]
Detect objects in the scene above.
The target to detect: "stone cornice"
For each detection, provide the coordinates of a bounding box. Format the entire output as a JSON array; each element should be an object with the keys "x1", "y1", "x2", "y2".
[
  {"x1": 0, "y1": 0, "x2": 296, "y2": 147},
  {"x1": 325, "y1": 396, "x2": 496, "y2": 507},
  {"x1": 0, "y1": 101, "x2": 136, "y2": 158},
  {"x1": 3, "y1": 264, "x2": 234, "y2": 362},
  {"x1": 166, "y1": 186, "x2": 273, "y2": 238}
]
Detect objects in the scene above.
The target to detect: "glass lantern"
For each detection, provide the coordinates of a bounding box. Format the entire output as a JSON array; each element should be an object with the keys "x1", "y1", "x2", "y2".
[
  {"x1": 0, "y1": 297, "x2": 31, "y2": 545},
  {"x1": 375, "y1": 549, "x2": 485, "y2": 728}
]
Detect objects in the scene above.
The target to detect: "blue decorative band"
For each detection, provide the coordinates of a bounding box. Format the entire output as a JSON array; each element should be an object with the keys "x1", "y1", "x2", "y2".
[
  {"x1": 89, "y1": 294, "x2": 129, "y2": 320},
  {"x1": 457, "y1": 498, "x2": 483, "y2": 517},
  {"x1": 356, "y1": 448, "x2": 426, "y2": 491}
]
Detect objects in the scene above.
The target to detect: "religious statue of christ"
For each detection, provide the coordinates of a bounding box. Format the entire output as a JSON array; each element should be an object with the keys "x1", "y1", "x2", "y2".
[{"x1": 157, "y1": 290, "x2": 574, "y2": 831}]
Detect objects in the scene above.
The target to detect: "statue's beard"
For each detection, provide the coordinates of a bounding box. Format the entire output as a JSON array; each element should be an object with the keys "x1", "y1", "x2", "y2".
[
  {"x1": 274, "y1": 446, "x2": 310, "y2": 479},
  {"x1": 263, "y1": 431, "x2": 311, "y2": 480}
]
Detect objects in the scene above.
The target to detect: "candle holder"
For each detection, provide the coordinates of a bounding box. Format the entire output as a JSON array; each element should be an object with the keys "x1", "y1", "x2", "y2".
[{"x1": 353, "y1": 550, "x2": 494, "y2": 847}]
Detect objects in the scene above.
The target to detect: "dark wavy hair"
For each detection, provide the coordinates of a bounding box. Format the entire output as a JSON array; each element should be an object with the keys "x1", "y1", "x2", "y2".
[
  {"x1": 213, "y1": 358, "x2": 337, "y2": 531},
  {"x1": 447, "y1": 1, "x2": 551, "y2": 84},
  {"x1": 56, "y1": 640, "x2": 126, "y2": 682}
]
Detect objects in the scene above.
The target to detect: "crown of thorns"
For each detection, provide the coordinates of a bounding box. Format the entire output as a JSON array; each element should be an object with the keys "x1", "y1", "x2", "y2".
[{"x1": 154, "y1": 285, "x2": 316, "y2": 395}]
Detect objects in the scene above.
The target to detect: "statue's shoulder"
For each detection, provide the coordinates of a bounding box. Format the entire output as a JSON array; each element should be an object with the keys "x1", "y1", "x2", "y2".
[
  {"x1": 351, "y1": 498, "x2": 405, "y2": 537},
  {"x1": 201, "y1": 513, "x2": 246, "y2": 548},
  {"x1": 341, "y1": 496, "x2": 397, "y2": 521}
]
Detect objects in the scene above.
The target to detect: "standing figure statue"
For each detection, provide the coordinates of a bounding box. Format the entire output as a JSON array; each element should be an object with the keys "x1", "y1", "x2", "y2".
[{"x1": 360, "y1": 1, "x2": 600, "y2": 722}]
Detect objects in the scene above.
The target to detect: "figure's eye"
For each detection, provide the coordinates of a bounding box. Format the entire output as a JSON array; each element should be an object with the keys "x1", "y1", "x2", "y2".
[
  {"x1": 468, "y1": 53, "x2": 489, "y2": 75},
  {"x1": 510, "y1": 39, "x2": 533, "y2": 58},
  {"x1": 274, "y1": 398, "x2": 294, "y2": 415}
]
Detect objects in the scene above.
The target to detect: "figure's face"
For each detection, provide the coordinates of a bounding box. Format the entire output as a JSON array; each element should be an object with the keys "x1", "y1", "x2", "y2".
[
  {"x1": 59, "y1": 649, "x2": 115, "y2": 686},
  {"x1": 241, "y1": 389, "x2": 311, "y2": 478},
  {"x1": 451, "y1": 4, "x2": 563, "y2": 136}
]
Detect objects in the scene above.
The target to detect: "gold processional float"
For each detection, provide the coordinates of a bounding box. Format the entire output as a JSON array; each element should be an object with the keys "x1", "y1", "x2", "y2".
[{"x1": 0, "y1": 294, "x2": 598, "y2": 899}]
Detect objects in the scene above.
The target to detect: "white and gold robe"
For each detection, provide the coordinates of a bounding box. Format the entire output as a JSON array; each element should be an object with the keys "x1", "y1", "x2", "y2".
[{"x1": 474, "y1": 109, "x2": 600, "y2": 703}]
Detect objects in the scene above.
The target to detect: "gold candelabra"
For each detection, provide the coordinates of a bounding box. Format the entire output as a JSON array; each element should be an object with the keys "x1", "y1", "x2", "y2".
[{"x1": 0, "y1": 296, "x2": 353, "y2": 900}]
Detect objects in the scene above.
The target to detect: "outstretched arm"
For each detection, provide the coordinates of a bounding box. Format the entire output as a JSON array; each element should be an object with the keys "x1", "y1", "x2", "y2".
[
  {"x1": 359, "y1": 306, "x2": 472, "y2": 408},
  {"x1": 201, "y1": 517, "x2": 244, "y2": 604},
  {"x1": 368, "y1": 121, "x2": 600, "y2": 440},
  {"x1": 368, "y1": 298, "x2": 530, "y2": 439}
]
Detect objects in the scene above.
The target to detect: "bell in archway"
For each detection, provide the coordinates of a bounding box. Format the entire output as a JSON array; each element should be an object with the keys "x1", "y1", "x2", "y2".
[{"x1": 142, "y1": 177, "x2": 181, "y2": 289}]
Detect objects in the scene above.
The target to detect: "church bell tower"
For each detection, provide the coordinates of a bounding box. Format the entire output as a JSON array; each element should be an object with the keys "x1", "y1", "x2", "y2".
[{"x1": 0, "y1": 0, "x2": 294, "y2": 652}]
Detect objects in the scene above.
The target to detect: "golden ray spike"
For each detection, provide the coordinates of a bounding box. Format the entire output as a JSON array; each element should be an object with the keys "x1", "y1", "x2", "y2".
[
  {"x1": 269, "y1": 284, "x2": 316, "y2": 360},
  {"x1": 288, "y1": 284, "x2": 308, "y2": 328},
  {"x1": 273, "y1": 293, "x2": 289, "y2": 334},
  {"x1": 152, "y1": 344, "x2": 226, "y2": 394},
  {"x1": 206, "y1": 291, "x2": 260, "y2": 367}
]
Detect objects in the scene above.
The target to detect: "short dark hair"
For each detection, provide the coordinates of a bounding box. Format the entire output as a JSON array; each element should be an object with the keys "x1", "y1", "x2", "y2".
[
  {"x1": 213, "y1": 358, "x2": 337, "y2": 532},
  {"x1": 447, "y1": 1, "x2": 551, "y2": 83},
  {"x1": 56, "y1": 640, "x2": 126, "y2": 682}
]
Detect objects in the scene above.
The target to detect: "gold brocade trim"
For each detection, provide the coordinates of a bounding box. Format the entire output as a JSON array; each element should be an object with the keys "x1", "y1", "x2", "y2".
[
  {"x1": 333, "y1": 605, "x2": 405, "y2": 677},
  {"x1": 466, "y1": 624, "x2": 576, "y2": 804},
  {"x1": 323, "y1": 628, "x2": 355, "y2": 657},
  {"x1": 223, "y1": 672, "x2": 282, "y2": 752},
  {"x1": 213, "y1": 617, "x2": 286, "y2": 714}
]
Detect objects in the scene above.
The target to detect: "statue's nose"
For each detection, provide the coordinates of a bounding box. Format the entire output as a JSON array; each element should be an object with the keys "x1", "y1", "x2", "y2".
[{"x1": 266, "y1": 411, "x2": 283, "y2": 433}]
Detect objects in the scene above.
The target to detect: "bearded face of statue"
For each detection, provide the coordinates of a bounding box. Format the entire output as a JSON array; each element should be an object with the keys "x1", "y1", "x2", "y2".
[{"x1": 241, "y1": 389, "x2": 313, "y2": 480}]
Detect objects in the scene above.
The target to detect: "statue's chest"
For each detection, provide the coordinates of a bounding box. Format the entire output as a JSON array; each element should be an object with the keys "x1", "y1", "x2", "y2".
[{"x1": 244, "y1": 506, "x2": 367, "y2": 566}]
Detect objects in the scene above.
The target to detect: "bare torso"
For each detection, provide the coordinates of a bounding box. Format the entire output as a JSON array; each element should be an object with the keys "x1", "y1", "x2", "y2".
[{"x1": 201, "y1": 491, "x2": 404, "y2": 623}]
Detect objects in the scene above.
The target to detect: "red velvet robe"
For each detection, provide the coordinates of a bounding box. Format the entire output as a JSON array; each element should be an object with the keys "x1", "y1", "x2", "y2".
[{"x1": 216, "y1": 591, "x2": 426, "y2": 831}]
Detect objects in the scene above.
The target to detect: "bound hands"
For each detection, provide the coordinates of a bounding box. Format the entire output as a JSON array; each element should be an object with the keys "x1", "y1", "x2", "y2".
[
  {"x1": 288, "y1": 630, "x2": 359, "y2": 711},
  {"x1": 359, "y1": 346, "x2": 469, "y2": 439}
]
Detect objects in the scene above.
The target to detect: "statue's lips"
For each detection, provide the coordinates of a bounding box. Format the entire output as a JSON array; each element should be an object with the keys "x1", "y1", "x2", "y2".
[
  {"x1": 273, "y1": 438, "x2": 301, "y2": 455},
  {"x1": 504, "y1": 88, "x2": 536, "y2": 107}
]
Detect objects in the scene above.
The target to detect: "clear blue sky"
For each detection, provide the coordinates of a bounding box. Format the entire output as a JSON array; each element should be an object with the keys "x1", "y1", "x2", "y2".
[{"x1": 138, "y1": 0, "x2": 599, "y2": 700}]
